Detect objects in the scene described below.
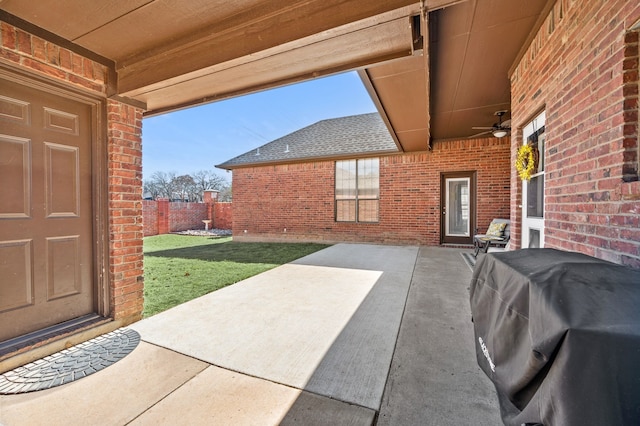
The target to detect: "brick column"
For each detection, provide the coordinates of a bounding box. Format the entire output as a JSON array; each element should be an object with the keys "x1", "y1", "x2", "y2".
[
  {"x1": 108, "y1": 100, "x2": 144, "y2": 323},
  {"x1": 157, "y1": 198, "x2": 170, "y2": 234},
  {"x1": 203, "y1": 190, "x2": 219, "y2": 225}
]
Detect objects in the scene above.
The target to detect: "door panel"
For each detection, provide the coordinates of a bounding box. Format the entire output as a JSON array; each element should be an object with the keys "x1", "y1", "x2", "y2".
[
  {"x1": 441, "y1": 172, "x2": 475, "y2": 245},
  {"x1": 0, "y1": 77, "x2": 94, "y2": 342},
  {"x1": 0, "y1": 135, "x2": 31, "y2": 218},
  {"x1": 45, "y1": 142, "x2": 80, "y2": 217},
  {"x1": 0, "y1": 240, "x2": 33, "y2": 312},
  {"x1": 46, "y1": 236, "x2": 82, "y2": 300}
]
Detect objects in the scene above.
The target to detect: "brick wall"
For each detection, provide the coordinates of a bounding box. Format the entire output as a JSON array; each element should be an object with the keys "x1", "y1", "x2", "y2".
[
  {"x1": 231, "y1": 137, "x2": 510, "y2": 245},
  {"x1": 0, "y1": 22, "x2": 107, "y2": 94},
  {"x1": 214, "y1": 202, "x2": 233, "y2": 230},
  {"x1": 1, "y1": 21, "x2": 145, "y2": 324},
  {"x1": 169, "y1": 202, "x2": 208, "y2": 232},
  {"x1": 142, "y1": 200, "x2": 158, "y2": 236},
  {"x1": 510, "y1": 0, "x2": 640, "y2": 267},
  {"x1": 143, "y1": 200, "x2": 233, "y2": 236}
]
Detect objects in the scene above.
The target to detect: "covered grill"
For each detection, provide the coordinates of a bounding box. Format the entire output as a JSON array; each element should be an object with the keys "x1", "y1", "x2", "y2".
[{"x1": 469, "y1": 249, "x2": 640, "y2": 425}]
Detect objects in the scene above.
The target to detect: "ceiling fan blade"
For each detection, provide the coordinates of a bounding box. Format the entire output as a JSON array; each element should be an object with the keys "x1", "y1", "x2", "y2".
[
  {"x1": 471, "y1": 126, "x2": 493, "y2": 130},
  {"x1": 501, "y1": 119, "x2": 511, "y2": 127},
  {"x1": 468, "y1": 130, "x2": 492, "y2": 138}
]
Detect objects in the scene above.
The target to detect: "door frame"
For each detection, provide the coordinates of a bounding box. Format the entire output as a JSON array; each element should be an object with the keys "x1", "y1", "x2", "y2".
[
  {"x1": 440, "y1": 171, "x2": 476, "y2": 245},
  {"x1": 0, "y1": 64, "x2": 110, "y2": 320}
]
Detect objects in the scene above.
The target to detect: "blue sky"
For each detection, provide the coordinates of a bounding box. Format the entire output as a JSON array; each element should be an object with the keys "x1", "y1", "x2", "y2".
[{"x1": 142, "y1": 71, "x2": 377, "y2": 180}]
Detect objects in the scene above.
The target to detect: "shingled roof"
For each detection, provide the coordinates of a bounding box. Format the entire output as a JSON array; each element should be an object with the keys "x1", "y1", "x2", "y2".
[{"x1": 216, "y1": 113, "x2": 398, "y2": 170}]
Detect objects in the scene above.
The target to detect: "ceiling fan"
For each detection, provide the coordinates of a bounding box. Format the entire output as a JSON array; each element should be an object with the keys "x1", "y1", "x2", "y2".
[{"x1": 469, "y1": 110, "x2": 511, "y2": 138}]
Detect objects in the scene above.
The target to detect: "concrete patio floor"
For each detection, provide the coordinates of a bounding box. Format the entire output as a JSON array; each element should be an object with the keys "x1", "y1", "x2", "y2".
[{"x1": 0, "y1": 244, "x2": 500, "y2": 425}]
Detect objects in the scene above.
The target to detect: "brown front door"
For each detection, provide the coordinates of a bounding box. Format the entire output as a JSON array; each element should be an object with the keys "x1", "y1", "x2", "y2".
[
  {"x1": 0, "y1": 77, "x2": 95, "y2": 341},
  {"x1": 440, "y1": 172, "x2": 476, "y2": 245}
]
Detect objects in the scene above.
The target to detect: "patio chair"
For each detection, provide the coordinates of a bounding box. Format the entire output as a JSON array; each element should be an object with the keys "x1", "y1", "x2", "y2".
[{"x1": 474, "y1": 219, "x2": 510, "y2": 257}]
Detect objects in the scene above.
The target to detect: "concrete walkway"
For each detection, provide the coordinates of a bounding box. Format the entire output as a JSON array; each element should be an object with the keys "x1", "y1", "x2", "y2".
[{"x1": 0, "y1": 244, "x2": 500, "y2": 425}]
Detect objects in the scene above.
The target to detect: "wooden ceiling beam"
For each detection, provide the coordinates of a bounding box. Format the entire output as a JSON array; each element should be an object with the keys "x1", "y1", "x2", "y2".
[
  {"x1": 145, "y1": 47, "x2": 411, "y2": 116},
  {"x1": 138, "y1": 17, "x2": 414, "y2": 114},
  {"x1": 117, "y1": 0, "x2": 419, "y2": 95}
]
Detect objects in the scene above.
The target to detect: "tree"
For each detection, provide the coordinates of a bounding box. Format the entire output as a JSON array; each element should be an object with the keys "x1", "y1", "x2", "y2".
[
  {"x1": 148, "y1": 171, "x2": 177, "y2": 199},
  {"x1": 172, "y1": 174, "x2": 195, "y2": 202},
  {"x1": 191, "y1": 170, "x2": 228, "y2": 202},
  {"x1": 143, "y1": 170, "x2": 230, "y2": 201},
  {"x1": 217, "y1": 183, "x2": 232, "y2": 202},
  {"x1": 143, "y1": 179, "x2": 161, "y2": 200}
]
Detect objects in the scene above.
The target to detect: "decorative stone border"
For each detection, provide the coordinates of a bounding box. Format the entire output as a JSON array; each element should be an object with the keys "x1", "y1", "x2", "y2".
[{"x1": 0, "y1": 328, "x2": 140, "y2": 394}]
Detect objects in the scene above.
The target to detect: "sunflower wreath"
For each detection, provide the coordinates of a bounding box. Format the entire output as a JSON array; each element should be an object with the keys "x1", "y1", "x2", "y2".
[{"x1": 515, "y1": 144, "x2": 538, "y2": 180}]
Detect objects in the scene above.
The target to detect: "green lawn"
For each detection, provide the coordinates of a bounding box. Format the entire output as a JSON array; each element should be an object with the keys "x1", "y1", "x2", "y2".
[{"x1": 143, "y1": 234, "x2": 330, "y2": 317}]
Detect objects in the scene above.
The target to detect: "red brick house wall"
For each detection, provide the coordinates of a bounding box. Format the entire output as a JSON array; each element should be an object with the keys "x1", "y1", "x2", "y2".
[
  {"x1": 1, "y1": 21, "x2": 145, "y2": 323},
  {"x1": 169, "y1": 202, "x2": 208, "y2": 232},
  {"x1": 510, "y1": 0, "x2": 640, "y2": 267},
  {"x1": 231, "y1": 137, "x2": 510, "y2": 245}
]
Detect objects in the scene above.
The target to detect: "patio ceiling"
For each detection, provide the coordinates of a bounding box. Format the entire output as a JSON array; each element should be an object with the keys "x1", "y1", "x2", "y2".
[{"x1": 1, "y1": 0, "x2": 550, "y2": 151}]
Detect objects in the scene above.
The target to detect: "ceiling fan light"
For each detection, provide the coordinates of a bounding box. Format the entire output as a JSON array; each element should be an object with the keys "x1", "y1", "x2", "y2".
[{"x1": 493, "y1": 129, "x2": 508, "y2": 138}]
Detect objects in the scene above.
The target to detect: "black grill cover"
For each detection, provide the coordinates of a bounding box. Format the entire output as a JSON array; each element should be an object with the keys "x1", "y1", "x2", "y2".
[{"x1": 469, "y1": 248, "x2": 640, "y2": 425}]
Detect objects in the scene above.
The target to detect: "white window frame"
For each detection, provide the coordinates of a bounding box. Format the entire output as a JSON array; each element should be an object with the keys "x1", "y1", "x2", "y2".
[
  {"x1": 335, "y1": 158, "x2": 379, "y2": 223},
  {"x1": 521, "y1": 110, "x2": 546, "y2": 248}
]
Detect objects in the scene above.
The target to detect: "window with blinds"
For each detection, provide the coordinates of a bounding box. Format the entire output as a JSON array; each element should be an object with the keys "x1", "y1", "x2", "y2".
[{"x1": 335, "y1": 158, "x2": 379, "y2": 222}]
